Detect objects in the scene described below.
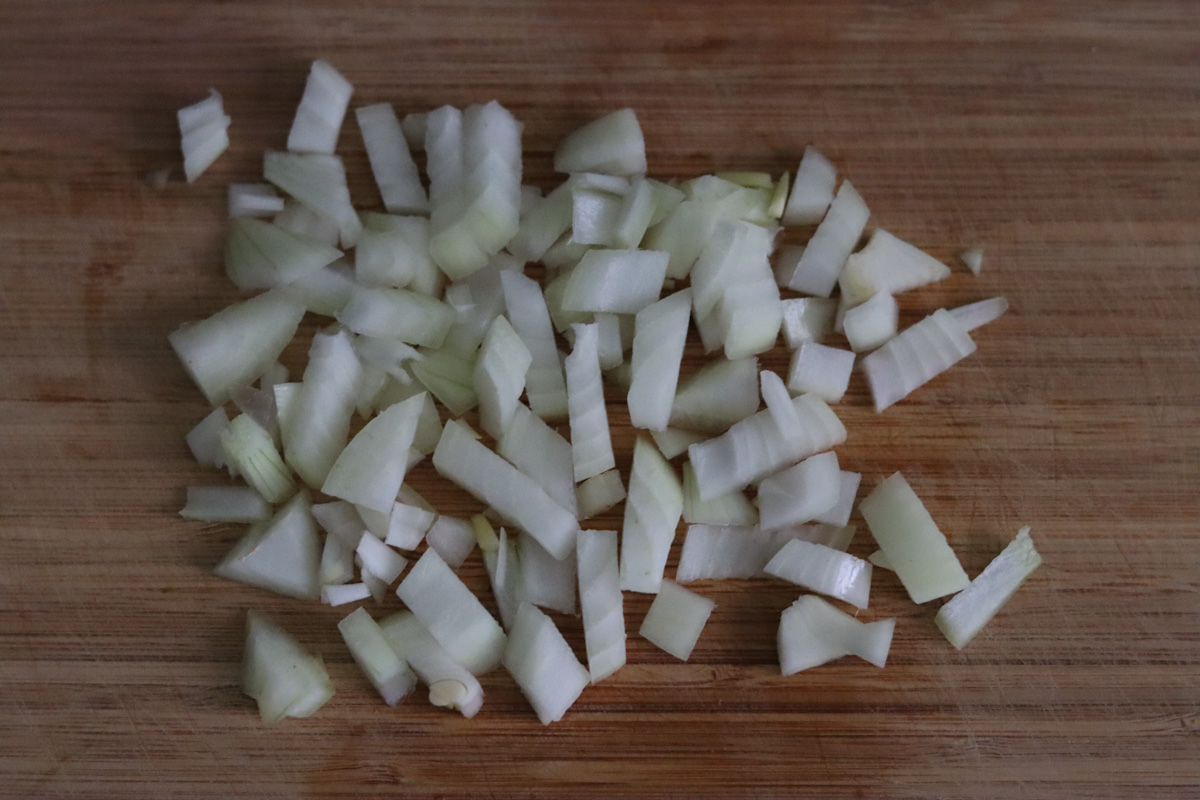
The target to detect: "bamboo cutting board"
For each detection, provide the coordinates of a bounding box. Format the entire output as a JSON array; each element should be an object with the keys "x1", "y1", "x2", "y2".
[{"x1": 1, "y1": 2, "x2": 1197, "y2": 798}]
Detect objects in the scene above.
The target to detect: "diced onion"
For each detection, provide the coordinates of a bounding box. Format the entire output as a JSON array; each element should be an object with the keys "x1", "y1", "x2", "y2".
[
  {"x1": 781, "y1": 145, "x2": 836, "y2": 226},
  {"x1": 577, "y1": 530, "x2": 626, "y2": 683},
  {"x1": 243, "y1": 610, "x2": 334, "y2": 724},
  {"x1": 287, "y1": 60, "x2": 353, "y2": 155},
  {"x1": 215, "y1": 493, "x2": 320, "y2": 600},
  {"x1": 842, "y1": 291, "x2": 899, "y2": 353},
  {"x1": 764, "y1": 538, "x2": 872, "y2": 609},
  {"x1": 935, "y1": 527, "x2": 1041, "y2": 649},
  {"x1": 619, "y1": 438, "x2": 683, "y2": 593},
  {"x1": 337, "y1": 607, "x2": 418, "y2": 706},
  {"x1": 180, "y1": 486, "x2": 271, "y2": 523},
  {"x1": 783, "y1": 180, "x2": 869, "y2": 296},
  {"x1": 639, "y1": 580, "x2": 715, "y2": 661},
  {"x1": 502, "y1": 603, "x2": 591, "y2": 725}
]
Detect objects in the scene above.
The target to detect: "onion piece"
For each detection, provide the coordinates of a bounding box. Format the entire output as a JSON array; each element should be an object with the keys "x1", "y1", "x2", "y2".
[
  {"x1": 499, "y1": 271, "x2": 570, "y2": 421},
  {"x1": 481, "y1": 525, "x2": 523, "y2": 629},
  {"x1": 229, "y1": 183, "x2": 285, "y2": 218},
  {"x1": 311, "y1": 500, "x2": 365, "y2": 548},
  {"x1": 786, "y1": 342, "x2": 855, "y2": 403},
  {"x1": 319, "y1": 533, "x2": 356, "y2": 586},
  {"x1": 395, "y1": 548, "x2": 507, "y2": 675},
  {"x1": 422, "y1": 515, "x2": 474, "y2": 569},
  {"x1": 858, "y1": 471, "x2": 970, "y2": 603},
  {"x1": 507, "y1": 182, "x2": 573, "y2": 262},
  {"x1": 867, "y1": 549, "x2": 894, "y2": 571},
  {"x1": 338, "y1": 607, "x2": 418, "y2": 707},
  {"x1": 842, "y1": 291, "x2": 899, "y2": 353},
  {"x1": 434, "y1": 420, "x2": 578, "y2": 559},
  {"x1": 215, "y1": 493, "x2": 320, "y2": 600},
  {"x1": 777, "y1": 596, "x2": 895, "y2": 675},
  {"x1": 935, "y1": 527, "x2": 1041, "y2": 649},
  {"x1": 281, "y1": 329, "x2": 362, "y2": 489},
  {"x1": 355, "y1": 533, "x2": 408, "y2": 585},
  {"x1": 764, "y1": 538, "x2": 872, "y2": 609},
  {"x1": 562, "y1": 249, "x2": 669, "y2": 314},
  {"x1": 384, "y1": 500, "x2": 436, "y2": 551},
  {"x1": 322, "y1": 582, "x2": 370, "y2": 606},
  {"x1": 643, "y1": 200, "x2": 720, "y2": 280},
  {"x1": 242, "y1": 610, "x2": 334, "y2": 724},
  {"x1": 861, "y1": 309, "x2": 976, "y2": 412},
  {"x1": 639, "y1": 580, "x2": 715, "y2": 661},
  {"x1": 282, "y1": 260, "x2": 356, "y2": 317},
  {"x1": 353, "y1": 214, "x2": 433, "y2": 290},
  {"x1": 570, "y1": 186, "x2": 624, "y2": 246},
  {"x1": 566, "y1": 322, "x2": 616, "y2": 481},
  {"x1": 669, "y1": 356, "x2": 760, "y2": 433},
  {"x1": 263, "y1": 151, "x2": 362, "y2": 248},
  {"x1": 757, "y1": 451, "x2": 842, "y2": 531},
  {"x1": 628, "y1": 289, "x2": 692, "y2": 431},
  {"x1": 650, "y1": 428, "x2": 707, "y2": 460},
  {"x1": 338, "y1": 286, "x2": 454, "y2": 349},
  {"x1": 186, "y1": 407, "x2": 229, "y2": 469},
  {"x1": 474, "y1": 316, "x2": 532, "y2": 439},
  {"x1": 780, "y1": 297, "x2": 837, "y2": 349},
  {"x1": 180, "y1": 486, "x2": 271, "y2": 523},
  {"x1": 619, "y1": 437, "x2": 683, "y2": 593},
  {"x1": 681, "y1": 462, "x2": 758, "y2": 527},
  {"x1": 783, "y1": 180, "x2": 869, "y2": 296},
  {"x1": 675, "y1": 524, "x2": 789, "y2": 582},
  {"x1": 178, "y1": 90, "x2": 230, "y2": 183},
  {"x1": 950, "y1": 296, "x2": 1008, "y2": 332},
  {"x1": 575, "y1": 469, "x2": 627, "y2": 520},
  {"x1": 519, "y1": 533, "x2": 577, "y2": 615},
  {"x1": 554, "y1": 108, "x2": 646, "y2": 176},
  {"x1": 287, "y1": 60, "x2": 353, "y2": 155},
  {"x1": 691, "y1": 219, "x2": 752, "y2": 320},
  {"x1": 781, "y1": 145, "x2": 837, "y2": 226},
  {"x1": 839, "y1": 230, "x2": 952, "y2": 307},
  {"x1": 960, "y1": 247, "x2": 984, "y2": 276},
  {"x1": 496, "y1": 403, "x2": 578, "y2": 517},
  {"x1": 576, "y1": 529, "x2": 626, "y2": 683},
  {"x1": 320, "y1": 393, "x2": 424, "y2": 513},
  {"x1": 220, "y1": 414, "x2": 296, "y2": 504},
  {"x1": 812, "y1": 470, "x2": 862, "y2": 527},
  {"x1": 410, "y1": 347, "x2": 478, "y2": 416},
  {"x1": 503, "y1": 603, "x2": 591, "y2": 725},
  {"x1": 274, "y1": 199, "x2": 340, "y2": 247},
  {"x1": 768, "y1": 171, "x2": 790, "y2": 219},
  {"x1": 792, "y1": 522, "x2": 857, "y2": 551},
  {"x1": 170, "y1": 290, "x2": 306, "y2": 406},
  {"x1": 379, "y1": 611, "x2": 484, "y2": 718},
  {"x1": 611, "y1": 177, "x2": 657, "y2": 248},
  {"x1": 356, "y1": 103, "x2": 428, "y2": 215}
]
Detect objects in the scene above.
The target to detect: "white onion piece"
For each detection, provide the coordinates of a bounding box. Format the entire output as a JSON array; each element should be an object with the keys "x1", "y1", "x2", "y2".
[
  {"x1": 319, "y1": 533, "x2": 356, "y2": 587},
  {"x1": 650, "y1": 428, "x2": 706, "y2": 460},
  {"x1": 691, "y1": 219, "x2": 751, "y2": 319},
  {"x1": 519, "y1": 533, "x2": 577, "y2": 615},
  {"x1": 356, "y1": 103, "x2": 428, "y2": 215},
  {"x1": 379, "y1": 611, "x2": 484, "y2": 718},
  {"x1": 178, "y1": 90, "x2": 230, "y2": 183},
  {"x1": 960, "y1": 247, "x2": 984, "y2": 276},
  {"x1": 220, "y1": 414, "x2": 295, "y2": 503},
  {"x1": 675, "y1": 524, "x2": 790, "y2": 582},
  {"x1": 643, "y1": 200, "x2": 720, "y2": 280},
  {"x1": 321, "y1": 393, "x2": 423, "y2": 513},
  {"x1": 385, "y1": 502, "x2": 437, "y2": 550},
  {"x1": 787, "y1": 342, "x2": 855, "y2": 403},
  {"x1": 497, "y1": 404, "x2": 578, "y2": 517},
  {"x1": 715, "y1": 276, "x2": 783, "y2": 360},
  {"x1": 355, "y1": 504, "x2": 390, "y2": 541},
  {"x1": 215, "y1": 493, "x2": 320, "y2": 600},
  {"x1": 768, "y1": 171, "x2": 790, "y2": 218},
  {"x1": 520, "y1": 184, "x2": 543, "y2": 213},
  {"x1": 759, "y1": 369, "x2": 804, "y2": 443},
  {"x1": 781, "y1": 146, "x2": 837, "y2": 226},
  {"x1": 242, "y1": 610, "x2": 334, "y2": 724},
  {"x1": 542, "y1": 233, "x2": 589, "y2": 269},
  {"x1": 264, "y1": 151, "x2": 362, "y2": 248},
  {"x1": 229, "y1": 183, "x2": 285, "y2": 218},
  {"x1": 435, "y1": 420, "x2": 578, "y2": 559},
  {"x1": 322, "y1": 582, "x2": 370, "y2": 606},
  {"x1": 936, "y1": 527, "x2": 1041, "y2": 649},
  {"x1": 861, "y1": 309, "x2": 977, "y2": 412},
  {"x1": 681, "y1": 462, "x2": 758, "y2": 527},
  {"x1": 784, "y1": 180, "x2": 869, "y2": 296},
  {"x1": 311, "y1": 500, "x2": 365, "y2": 548},
  {"x1": 610, "y1": 177, "x2": 656, "y2": 248},
  {"x1": 287, "y1": 59, "x2": 353, "y2": 155},
  {"x1": 181, "y1": 486, "x2": 270, "y2": 523},
  {"x1": 354, "y1": 214, "x2": 432, "y2": 290},
  {"x1": 474, "y1": 316, "x2": 532, "y2": 439},
  {"x1": 338, "y1": 607, "x2": 418, "y2": 706},
  {"x1": 950, "y1": 296, "x2": 1008, "y2": 332},
  {"x1": 566, "y1": 322, "x2": 616, "y2": 481},
  {"x1": 417, "y1": 516, "x2": 472, "y2": 569},
  {"x1": 858, "y1": 471, "x2": 970, "y2": 603},
  {"x1": 777, "y1": 596, "x2": 895, "y2": 675},
  {"x1": 400, "y1": 112, "x2": 426, "y2": 151},
  {"x1": 669, "y1": 356, "x2": 760, "y2": 432},
  {"x1": 619, "y1": 437, "x2": 683, "y2": 593},
  {"x1": 170, "y1": 290, "x2": 305, "y2": 406},
  {"x1": 359, "y1": 566, "x2": 387, "y2": 603},
  {"x1": 503, "y1": 603, "x2": 591, "y2": 725},
  {"x1": 482, "y1": 526, "x2": 522, "y2": 629},
  {"x1": 562, "y1": 249, "x2": 669, "y2": 314},
  {"x1": 410, "y1": 347, "x2": 478, "y2": 416},
  {"x1": 282, "y1": 260, "x2": 356, "y2": 317},
  {"x1": 570, "y1": 186, "x2": 624, "y2": 246},
  {"x1": 500, "y1": 271, "x2": 570, "y2": 420},
  {"x1": 576, "y1": 530, "x2": 626, "y2": 683},
  {"x1": 792, "y1": 522, "x2": 857, "y2": 551},
  {"x1": 639, "y1": 580, "x2": 715, "y2": 661},
  {"x1": 554, "y1": 108, "x2": 646, "y2": 176},
  {"x1": 688, "y1": 392, "x2": 846, "y2": 501},
  {"x1": 842, "y1": 291, "x2": 899, "y2": 353},
  {"x1": 812, "y1": 470, "x2": 862, "y2": 527},
  {"x1": 274, "y1": 199, "x2": 340, "y2": 247},
  {"x1": 508, "y1": 182, "x2": 573, "y2": 262},
  {"x1": 764, "y1": 538, "x2": 872, "y2": 609},
  {"x1": 780, "y1": 297, "x2": 837, "y2": 349},
  {"x1": 396, "y1": 548, "x2": 507, "y2": 675},
  {"x1": 575, "y1": 469, "x2": 626, "y2": 520},
  {"x1": 281, "y1": 330, "x2": 362, "y2": 489},
  {"x1": 543, "y1": 270, "x2": 593, "y2": 335},
  {"x1": 186, "y1": 407, "x2": 229, "y2": 468},
  {"x1": 338, "y1": 286, "x2": 454, "y2": 349},
  {"x1": 627, "y1": 289, "x2": 691, "y2": 431},
  {"x1": 356, "y1": 532, "x2": 408, "y2": 585},
  {"x1": 839, "y1": 229, "x2": 952, "y2": 307},
  {"x1": 757, "y1": 451, "x2": 842, "y2": 532}
]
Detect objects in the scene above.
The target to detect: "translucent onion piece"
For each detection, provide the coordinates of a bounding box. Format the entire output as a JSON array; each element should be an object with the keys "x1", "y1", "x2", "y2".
[
  {"x1": 784, "y1": 180, "x2": 869, "y2": 296},
  {"x1": 356, "y1": 532, "x2": 408, "y2": 585},
  {"x1": 354, "y1": 214, "x2": 433, "y2": 290},
  {"x1": 356, "y1": 103, "x2": 428, "y2": 215},
  {"x1": 229, "y1": 183, "x2": 285, "y2": 218},
  {"x1": 842, "y1": 291, "x2": 899, "y2": 353},
  {"x1": 243, "y1": 610, "x2": 334, "y2": 724},
  {"x1": 781, "y1": 146, "x2": 837, "y2": 226},
  {"x1": 170, "y1": 289, "x2": 306, "y2": 405},
  {"x1": 950, "y1": 296, "x2": 1008, "y2": 332},
  {"x1": 681, "y1": 462, "x2": 758, "y2": 527},
  {"x1": 777, "y1": 595, "x2": 895, "y2": 675},
  {"x1": 960, "y1": 247, "x2": 984, "y2": 276},
  {"x1": 282, "y1": 260, "x2": 356, "y2": 317},
  {"x1": 497, "y1": 403, "x2": 579, "y2": 518},
  {"x1": 281, "y1": 329, "x2": 362, "y2": 489},
  {"x1": 570, "y1": 186, "x2": 624, "y2": 246},
  {"x1": 186, "y1": 407, "x2": 229, "y2": 468},
  {"x1": 410, "y1": 347, "x2": 478, "y2": 417},
  {"x1": 619, "y1": 437, "x2": 683, "y2": 593},
  {"x1": 575, "y1": 469, "x2": 626, "y2": 520},
  {"x1": 474, "y1": 316, "x2": 532, "y2": 439},
  {"x1": 812, "y1": 470, "x2": 862, "y2": 527},
  {"x1": 858, "y1": 471, "x2": 970, "y2": 603},
  {"x1": 508, "y1": 182, "x2": 573, "y2": 262},
  {"x1": 319, "y1": 532, "x2": 356, "y2": 586},
  {"x1": 178, "y1": 90, "x2": 230, "y2": 182},
  {"x1": 321, "y1": 393, "x2": 424, "y2": 513},
  {"x1": 611, "y1": 177, "x2": 656, "y2": 248},
  {"x1": 385, "y1": 501, "x2": 436, "y2": 551},
  {"x1": 395, "y1": 548, "x2": 507, "y2": 675},
  {"x1": 274, "y1": 199, "x2": 340, "y2": 247},
  {"x1": 628, "y1": 289, "x2": 692, "y2": 431},
  {"x1": 287, "y1": 59, "x2": 353, "y2": 155},
  {"x1": 499, "y1": 271, "x2": 569, "y2": 420},
  {"x1": 482, "y1": 526, "x2": 522, "y2": 629},
  {"x1": 780, "y1": 297, "x2": 837, "y2": 349},
  {"x1": 757, "y1": 451, "x2": 842, "y2": 531},
  {"x1": 764, "y1": 538, "x2": 872, "y2": 609},
  {"x1": 379, "y1": 611, "x2": 483, "y2": 718},
  {"x1": 312, "y1": 500, "x2": 366, "y2": 548},
  {"x1": 650, "y1": 428, "x2": 707, "y2": 460},
  {"x1": 220, "y1": 414, "x2": 296, "y2": 504},
  {"x1": 338, "y1": 607, "x2": 418, "y2": 706},
  {"x1": 791, "y1": 522, "x2": 857, "y2": 552},
  {"x1": 642, "y1": 200, "x2": 720, "y2": 280},
  {"x1": 322, "y1": 582, "x2": 370, "y2": 606},
  {"x1": 434, "y1": 419, "x2": 578, "y2": 559},
  {"x1": 669, "y1": 356, "x2": 760, "y2": 432},
  {"x1": 768, "y1": 171, "x2": 790, "y2": 219},
  {"x1": 503, "y1": 603, "x2": 591, "y2": 725},
  {"x1": 519, "y1": 533, "x2": 577, "y2": 615},
  {"x1": 426, "y1": 515, "x2": 477, "y2": 568},
  {"x1": 868, "y1": 549, "x2": 894, "y2": 571},
  {"x1": 639, "y1": 580, "x2": 715, "y2": 661},
  {"x1": 566, "y1": 323, "x2": 616, "y2": 481},
  {"x1": 839, "y1": 229, "x2": 952, "y2": 307},
  {"x1": 691, "y1": 219, "x2": 752, "y2": 320},
  {"x1": 577, "y1": 530, "x2": 626, "y2": 683},
  {"x1": 215, "y1": 493, "x2": 320, "y2": 600},
  {"x1": 562, "y1": 249, "x2": 669, "y2": 314},
  {"x1": 338, "y1": 286, "x2": 454, "y2": 349},
  {"x1": 675, "y1": 524, "x2": 792, "y2": 582},
  {"x1": 554, "y1": 108, "x2": 646, "y2": 176},
  {"x1": 787, "y1": 342, "x2": 855, "y2": 403},
  {"x1": 264, "y1": 151, "x2": 362, "y2": 248},
  {"x1": 935, "y1": 527, "x2": 1042, "y2": 649},
  {"x1": 544, "y1": 270, "x2": 593, "y2": 335},
  {"x1": 861, "y1": 309, "x2": 977, "y2": 412},
  {"x1": 180, "y1": 486, "x2": 270, "y2": 523}
]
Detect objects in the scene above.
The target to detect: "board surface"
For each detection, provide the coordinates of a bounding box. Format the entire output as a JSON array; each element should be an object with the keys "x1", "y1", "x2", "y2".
[{"x1": 1, "y1": 2, "x2": 1197, "y2": 798}]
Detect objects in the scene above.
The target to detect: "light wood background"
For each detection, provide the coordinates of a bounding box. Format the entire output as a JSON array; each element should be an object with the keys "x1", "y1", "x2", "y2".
[{"x1": 1, "y1": 2, "x2": 1197, "y2": 798}]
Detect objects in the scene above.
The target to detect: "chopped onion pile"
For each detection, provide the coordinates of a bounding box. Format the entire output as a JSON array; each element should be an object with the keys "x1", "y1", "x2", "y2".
[{"x1": 170, "y1": 60, "x2": 1037, "y2": 726}]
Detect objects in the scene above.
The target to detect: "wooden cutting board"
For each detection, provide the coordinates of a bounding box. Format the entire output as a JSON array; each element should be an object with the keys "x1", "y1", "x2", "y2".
[{"x1": 2, "y1": 2, "x2": 1197, "y2": 797}]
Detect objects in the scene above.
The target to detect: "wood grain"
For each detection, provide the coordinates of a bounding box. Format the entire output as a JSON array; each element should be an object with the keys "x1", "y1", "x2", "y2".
[{"x1": 1, "y1": 2, "x2": 1198, "y2": 798}]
